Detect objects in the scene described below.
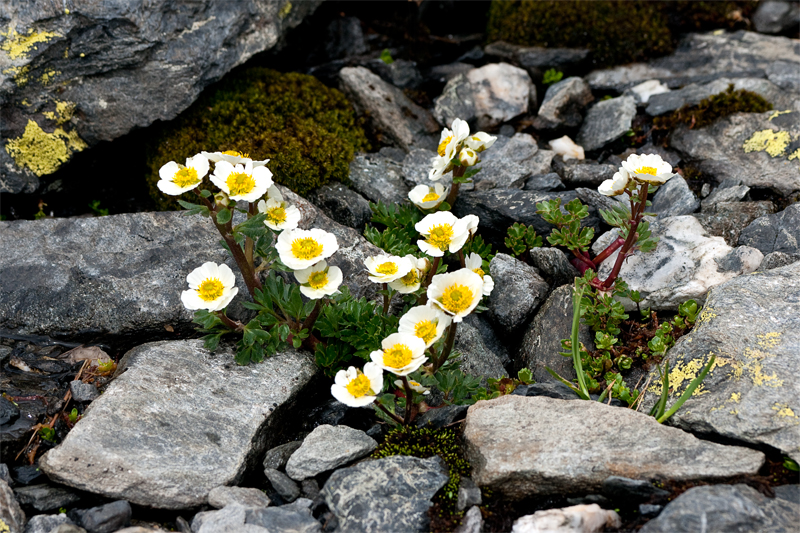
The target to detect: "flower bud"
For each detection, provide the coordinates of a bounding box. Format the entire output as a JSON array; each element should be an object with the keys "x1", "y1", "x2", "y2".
[
  {"x1": 214, "y1": 191, "x2": 230, "y2": 207},
  {"x1": 459, "y1": 148, "x2": 478, "y2": 167}
]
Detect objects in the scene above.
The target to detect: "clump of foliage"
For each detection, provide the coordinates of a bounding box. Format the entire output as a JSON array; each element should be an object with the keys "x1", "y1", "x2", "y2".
[
  {"x1": 654, "y1": 85, "x2": 772, "y2": 131},
  {"x1": 146, "y1": 68, "x2": 369, "y2": 209},
  {"x1": 542, "y1": 68, "x2": 563, "y2": 85},
  {"x1": 504, "y1": 222, "x2": 542, "y2": 258}
]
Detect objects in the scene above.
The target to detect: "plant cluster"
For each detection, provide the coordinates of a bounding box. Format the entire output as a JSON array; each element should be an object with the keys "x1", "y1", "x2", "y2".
[
  {"x1": 654, "y1": 84, "x2": 772, "y2": 131},
  {"x1": 504, "y1": 222, "x2": 542, "y2": 259}
]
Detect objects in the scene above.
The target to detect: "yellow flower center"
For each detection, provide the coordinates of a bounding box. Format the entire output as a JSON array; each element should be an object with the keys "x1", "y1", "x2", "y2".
[
  {"x1": 414, "y1": 320, "x2": 438, "y2": 344},
  {"x1": 226, "y1": 172, "x2": 256, "y2": 196},
  {"x1": 345, "y1": 373, "x2": 373, "y2": 398},
  {"x1": 471, "y1": 136, "x2": 481, "y2": 142},
  {"x1": 222, "y1": 150, "x2": 250, "y2": 158},
  {"x1": 635, "y1": 166, "x2": 658, "y2": 176},
  {"x1": 440, "y1": 283, "x2": 474, "y2": 314},
  {"x1": 291, "y1": 237, "x2": 323, "y2": 260},
  {"x1": 399, "y1": 269, "x2": 419, "y2": 287},
  {"x1": 473, "y1": 267, "x2": 485, "y2": 277},
  {"x1": 427, "y1": 224, "x2": 453, "y2": 251},
  {"x1": 383, "y1": 344, "x2": 413, "y2": 369},
  {"x1": 307, "y1": 270, "x2": 329, "y2": 289},
  {"x1": 198, "y1": 278, "x2": 224, "y2": 302},
  {"x1": 421, "y1": 190, "x2": 440, "y2": 203},
  {"x1": 376, "y1": 262, "x2": 398, "y2": 275},
  {"x1": 266, "y1": 206, "x2": 287, "y2": 225},
  {"x1": 437, "y1": 135, "x2": 453, "y2": 157},
  {"x1": 173, "y1": 167, "x2": 199, "y2": 188}
]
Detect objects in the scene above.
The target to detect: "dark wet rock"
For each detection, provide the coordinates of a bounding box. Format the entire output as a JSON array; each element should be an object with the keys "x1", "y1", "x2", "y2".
[
  {"x1": 701, "y1": 183, "x2": 750, "y2": 211},
  {"x1": 366, "y1": 59, "x2": 423, "y2": 90},
  {"x1": 640, "y1": 484, "x2": 799, "y2": 533},
  {"x1": 0, "y1": 463, "x2": 10, "y2": 485},
  {"x1": 322, "y1": 455, "x2": 449, "y2": 533},
  {"x1": 760, "y1": 251, "x2": 800, "y2": 270},
  {"x1": 425, "y1": 63, "x2": 474, "y2": 85},
  {"x1": 513, "y1": 381, "x2": 579, "y2": 401},
  {"x1": 10, "y1": 466, "x2": 44, "y2": 486},
  {"x1": 68, "y1": 381, "x2": 98, "y2": 403},
  {"x1": 23, "y1": 514, "x2": 74, "y2": 533},
  {"x1": 265, "y1": 469, "x2": 301, "y2": 503},
  {"x1": 300, "y1": 398, "x2": 375, "y2": 434},
  {"x1": 347, "y1": 152, "x2": 409, "y2": 205},
  {"x1": 488, "y1": 254, "x2": 549, "y2": 334},
  {"x1": 307, "y1": 183, "x2": 372, "y2": 231},
  {"x1": 528, "y1": 247, "x2": 579, "y2": 288},
  {"x1": 299, "y1": 480, "x2": 319, "y2": 501},
  {"x1": 69, "y1": 500, "x2": 130, "y2": 533},
  {"x1": 453, "y1": 322, "x2": 508, "y2": 381},
  {"x1": 0, "y1": 396, "x2": 19, "y2": 425},
  {"x1": 463, "y1": 314, "x2": 512, "y2": 369},
  {"x1": 559, "y1": 161, "x2": 617, "y2": 187},
  {"x1": 464, "y1": 395, "x2": 764, "y2": 500},
  {"x1": 639, "y1": 504, "x2": 663, "y2": 519},
  {"x1": 323, "y1": 17, "x2": 367, "y2": 61},
  {"x1": 695, "y1": 201, "x2": 775, "y2": 246},
  {"x1": 263, "y1": 442, "x2": 303, "y2": 472},
  {"x1": 1, "y1": 478, "x2": 26, "y2": 533},
  {"x1": 738, "y1": 203, "x2": 800, "y2": 254},
  {"x1": 640, "y1": 261, "x2": 800, "y2": 462},
  {"x1": 753, "y1": 1, "x2": 800, "y2": 35},
  {"x1": 39, "y1": 340, "x2": 318, "y2": 509},
  {"x1": 576, "y1": 96, "x2": 637, "y2": 152},
  {"x1": 523, "y1": 173, "x2": 565, "y2": 191},
  {"x1": 650, "y1": 176, "x2": 700, "y2": 217},
  {"x1": 669, "y1": 111, "x2": 800, "y2": 197},
  {"x1": 13, "y1": 484, "x2": 80, "y2": 512},
  {"x1": 339, "y1": 66, "x2": 438, "y2": 152},
  {"x1": 601, "y1": 476, "x2": 670, "y2": 503},
  {"x1": 207, "y1": 486, "x2": 271, "y2": 509},
  {"x1": 415, "y1": 405, "x2": 468, "y2": 430},
  {"x1": 285, "y1": 425, "x2": 377, "y2": 481},
  {"x1": 533, "y1": 77, "x2": 594, "y2": 131}
]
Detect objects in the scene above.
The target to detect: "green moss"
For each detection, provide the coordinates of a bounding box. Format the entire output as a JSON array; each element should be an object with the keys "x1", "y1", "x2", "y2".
[
  {"x1": 655, "y1": 84, "x2": 772, "y2": 131},
  {"x1": 146, "y1": 68, "x2": 369, "y2": 210}
]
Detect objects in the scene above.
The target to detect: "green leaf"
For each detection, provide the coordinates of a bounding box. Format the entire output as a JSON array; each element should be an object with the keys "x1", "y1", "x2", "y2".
[
  {"x1": 657, "y1": 355, "x2": 715, "y2": 423},
  {"x1": 380, "y1": 48, "x2": 394, "y2": 64},
  {"x1": 200, "y1": 189, "x2": 212, "y2": 198},
  {"x1": 215, "y1": 207, "x2": 232, "y2": 225}
]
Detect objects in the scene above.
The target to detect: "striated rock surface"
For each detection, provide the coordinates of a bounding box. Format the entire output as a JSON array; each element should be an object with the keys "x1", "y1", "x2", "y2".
[{"x1": 511, "y1": 504, "x2": 620, "y2": 533}]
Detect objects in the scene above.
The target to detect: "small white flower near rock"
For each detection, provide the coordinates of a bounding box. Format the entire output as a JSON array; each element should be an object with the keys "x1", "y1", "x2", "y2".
[
  {"x1": 293, "y1": 260, "x2": 342, "y2": 300},
  {"x1": 180, "y1": 262, "x2": 238, "y2": 311},
  {"x1": 465, "y1": 253, "x2": 494, "y2": 296},
  {"x1": 409, "y1": 183, "x2": 448, "y2": 210},
  {"x1": 621, "y1": 153, "x2": 675, "y2": 186},
  {"x1": 276, "y1": 228, "x2": 339, "y2": 270},
  {"x1": 257, "y1": 185, "x2": 301, "y2": 231},
  {"x1": 210, "y1": 160, "x2": 273, "y2": 203},
  {"x1": 398, "y1": 305, "x2": 452, "y2": 348},
  {"x1": 157, "y1": 154, "x2": 209, "y2": 196},
  {"x1": 330, "y1": 363, "x2": 383, "y2": 407},
  {"x1": 428, "y1": 268, "x2": 484, "y2": 322},
  {"x1": 201, "y1": 150, "x2": 270, "y2": 168},
  {"x1": 364, "y1": 254, "x2": 415, "y2": 284},
  {"x1": 369, "y1": 332, "x2": 428, "y2": 376},
  {"x1": 598, "y1": 170, "x2": 631, "y2": 197},
  {"x1": 415, "y1": 211, "x2": 470, "y2": 257}
]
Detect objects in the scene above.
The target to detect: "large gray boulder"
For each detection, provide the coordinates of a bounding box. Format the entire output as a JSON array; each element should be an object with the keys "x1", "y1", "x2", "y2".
[
  {"x1": 639, "y1": 261, "x2": 800, "y2": 462},
  {"x1": 463, "y1": 395, "x2": 765, "y2": 500},
  {"x1": 738, "y1": 203, "x2": 800, "y2": 255},
  {"x1": 39, "y1": 340, "x2": 318, "y2": 509},
  {"x1": 0, "y1": 0, "x2": 321, "y2": 194}
]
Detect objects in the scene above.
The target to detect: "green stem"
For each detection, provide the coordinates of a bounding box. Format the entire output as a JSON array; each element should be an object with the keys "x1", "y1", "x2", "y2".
[
  {"x1": 434, "y1": 322, "x2": 458, "y2": 372},
  {"x1": 401, "y1": 376, "x2": 414, "y2": 426},
  {"x1": 657, "y1": 355, "x2": 715, "y2": 423}
]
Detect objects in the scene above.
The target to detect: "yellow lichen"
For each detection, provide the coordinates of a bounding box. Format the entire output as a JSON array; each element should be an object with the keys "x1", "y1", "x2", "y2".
[
  {"x1": 743, "y1": 129, "x2": 792, "y2": 157},
  {"x1": 730, "y1": 409, "x2": 738, "y2": 415},
  {"x1": 5, "y1": 119, "x2": 87, "y2": 176},
  {"x1": 698, "y1": 307, "x2": 717, "y2": 324},
  {"x1": 757, "y1": 332, "x2": 781, "y2": 349},
  {"x1": 0, "y1": 26, "x2": 60, "y2": 59},
  {"x1": 768, "y1": 110, "x2": 792, "y2": 121},
  {"x1": 730, "y1": 392, "x2": 741, "y2": 403},
  {"x1": 279, "y1": 1, "x2": 292, "y2": 18},
  {"x1": 649, "y1": 356, "x2": 713, "y2": 397},
  {"x1": 42, "y1": 100, "x2": 76, "y2": 125},
  {"x1": 789, "y1": 148, "x2": 800, "y2": 161},
  {"x1": 750, "y1": 362, "x2": 783, "y2": 387},
  {"x1": 3, "y1": 64, "x2": 31, "y2": 86},
  {"x1": 39, "y1": 68, "x2": 60, "y2": 86},
  {"x1": 772, "y1": 403, "x2": 797, "y2": 418}
]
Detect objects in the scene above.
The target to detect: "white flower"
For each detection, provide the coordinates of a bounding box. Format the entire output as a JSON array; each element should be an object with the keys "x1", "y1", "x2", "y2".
[
  {"x1": 461, "y1": 214, "x2": 480, "y2": 236},
  {"x1": 598, "y1": 170, "x2": 631, "y2": 197},
  {"x1": 428, "y1": 154, "x2": 450, "y2": 181},
  {"x1": 621, "y1": 153, "x2": 675, "y2": 186},
  {"x1": 437, "y1": 118, "x2": 471, "y2": 161},
  {"x1": 369, "y1": 333, "x2": 428, "y2": 376},
  {"x1": 427, "y1": 268, "x2": 484, "y2": 322},
  {"x1": 459, "y1": 148, "x2": 478, "y2": 167},
  {"x1": 548, "y1": 135, "x2": 585, "y2": 161},
  {"x1": 294, "y1": 260, "x2": 342, "y2": 300},
  {"x1": 465, "y1": 253, "x2": 494, "y2": 296},
  {"x1": 276, "y1": 228, "x2": 339, "y2": 270},
  {"x1": 180, "y1": 262, "x2": 238, "y2": 312},
  {"x1": 201, "y1": 150, "x2": 270, "y2": 168},
  {"x1": 210, "y1": 160, "x2": 273, "y2": 203},
  {"x1": 331, "y1": 363, "x2": 383, "y2": 407},
  {"x1": 398, "y1": 305, "x2": 452, "y2": 348},
  {"x1": 157, "y1": 154, "x2": 209, "y2": 196},
  {"x1": 394, "y1": 379, "x2": 430, "y2": 395},
  {"x1": 409, "y1": 183, "x2": 447, "y2": 210},
  {"x1": 415, "y1": 211, "x2": 470, "y2": 257},
  {"x1": 257, "y1": 197, "x2": 301, "y2": 231},
  {"x1": 364, "y1": 254, "x2": 414, "y2": 283},
  {"x1": 388, "y1": 255, "x2": 428, "y2": 294},
  {"x1": 464, "y1": 131, "x2": 497, "y2": 153}
]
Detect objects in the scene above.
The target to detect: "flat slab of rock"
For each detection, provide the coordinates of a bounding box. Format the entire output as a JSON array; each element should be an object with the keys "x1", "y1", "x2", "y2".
[
  {"x1": 466, "y1": 63, "x2": 534, "y2": 129},
  {"x1": 39, "y1": 340, "x2": 318, "y2": 509},
  {"x1": 593, "y1": 216, "x2": 763, "y2": 310},
  {"x1": 285, "y1": 425, "x2": 376, "y2": 481},
  {"x1": 640, "y1": 261, "x2": 800, "y2": 462},
  {"x1": 738, "y1": 203, "x2": 800, "y2": 255},
  {"x1": 512, "y1": 504, "x2": 620, "y2": 533},
  {"x1": 347, "y1": 152, "x2": 410, "y2": 206},
  {"x1": 576, "y1": 96, "x2": 636, "y2": 152},
  {"x1": 464, "y1": 395, "x2": 764, "y2": 500},
  {"x1": 322, "y1": 455, "x2": 449, "y2": 533},
  {"x1": 208, "y1": 486, "x2": 272, "y2": 509},
  {"x1": 649, "y1": 176, "x2": 699, "y2": 217}
]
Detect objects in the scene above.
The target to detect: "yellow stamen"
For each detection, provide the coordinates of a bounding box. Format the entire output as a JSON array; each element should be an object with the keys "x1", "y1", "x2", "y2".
[
  {"x1": 440, "y1": 283, "x2": 474, "y2": 314},
  {"x1": 307, "y1": 270, "x2": 328, "y2": 289},
  {"x1": 226, "y1": 172, "x2": 256, "y2": 196},
  {"x1": 376, "y1": 262, "x2": 398, "y2": 275},
  {"x1": 473, "y1": 268, "x2": 485, "y2": 277},
  {"x1": 222, "y1": 150, "x2": 250, "y2": 158},
  {"x1": 421, "y1": 190, "x2": 440, "y2": 202},
  {"x1": 437, "y1": 135, "x2": 453, "y2": 157},
  {"x1": 399, "y1": 269, "x2": 419, "y2": 287},
  {"x1": 198, "y1": 278, "x2": 224, "y2": 301},
  {"x1": 414, "y1": 320, "x2": 438, "y2": 344},
  {"x1": 427, "y1": 224, "x2": 453, "y2": 251},
  {"x1": 173, "y1": 167, "x2": 199, "y2": 188},
  {"x1": 383, "y1": 344, "x2": 413, "y2": 369},
  {"x1": 635, "y1": 166, "x2": 658, "y2": 176},
  {"x1": 291, "y1": 237, "x2": 323, "y2": 260},
  {"x1": 266, "y1": 206, "x2": 287, "y2": 225},
  {"x1": 346, "y1": 373, "x2": 372, "y2": 398}
]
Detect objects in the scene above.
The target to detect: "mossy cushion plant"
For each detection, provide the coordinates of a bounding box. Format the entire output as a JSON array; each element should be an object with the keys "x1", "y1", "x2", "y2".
[
  {"x1": 147, "y1": 68, "x2": 369, "y2": 210},
  {"x1": 654, "y1": 84, "x2": 772, "y2": 131}
]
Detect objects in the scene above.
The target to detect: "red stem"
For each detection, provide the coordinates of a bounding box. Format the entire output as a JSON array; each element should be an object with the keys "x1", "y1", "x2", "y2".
[{"x1": 600, "y1": 183, "x2": 649, "y2": 289}]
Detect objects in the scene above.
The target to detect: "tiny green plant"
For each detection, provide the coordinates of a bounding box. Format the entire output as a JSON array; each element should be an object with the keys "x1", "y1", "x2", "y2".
[
  {"x1": 542, "y1": 68, "x2": 563, "y2": 85},
  {"x1": 88, "y1": 200, "x2": 109, "y2": 216},
  {"x1": 783, "y1": 457, "x2": 799, "y2": 472},
  {"x1": 504, "y1": 222, "x2": 543, "y2": 258},
  {"x1": 380, "y1": 48, "x2": 394, "y2": 64}
]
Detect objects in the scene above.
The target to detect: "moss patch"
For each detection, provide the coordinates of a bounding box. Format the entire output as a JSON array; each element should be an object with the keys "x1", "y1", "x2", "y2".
[
  {"x1": 5, "y1": 119, "x2": 87, "y2": 176},
  {"x1": 146, "y1": 68, "x2": 368, "y2": 210},
  {"x1": 655, "y1": 84, "x2": 772, "y2": 131}
]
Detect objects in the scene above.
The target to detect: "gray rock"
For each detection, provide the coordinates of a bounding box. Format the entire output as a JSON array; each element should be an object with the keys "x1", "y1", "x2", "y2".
[
  {"x1": 639, "y1": 504, "x2": 663, "y2": 519},
  {"x1": 576, "y1": 96, "x2": 637, "y2": 152},
  {"x1": 39, "y1": 340, "x2": 318, "y2": 509},
  {"x1": 453, "y1": 322, "x2": 509, "y2": 382},
  {"x1": 574, "y1": 186, "x2": 622, "y2": 214},
  {"x1": 753, "y1": 1, "x2": 800, "y2": 35},
  {"x1": 457, "y1": 478, "x2": 481, "y2": 512},
  {"x1": 1, "y1": 479, "x2": 25, "y2": 533},
  {"x1": 473, "y1": 159, "x2": 532, "y2": 190},
  {"x1": 481, "y1": 133, "x2": 555, "y2": 177},
  {"x1": 192, "y1": 504, "x2": 269, "y2": 533},
  {"x1": 524, "y1": 173, "x2": 565, "y2": 191},
  {"x1": 560, "y1": 162, "x2": 617, "y2": 187},
  {"x1": 415, "y1": 405, "x2": 469, "y2": 430},
  {"x1": 463, "y1": 395, "x2": 765, "y2": 500},
  {"x1": 453, "y1": 506, "x2": 482, "y2": 533},
  {"x1": 670, "y1": 111, "x2": 800, "y2": 197},
  {"x1": 593, "y1": 216, "x2": 763, "y2": 310},
  {"x1": 367, "y1": 59, "x2": 423, "y2": 91},
  {"x1": 637, "y1": 144, "x2": 682, "y2": 168},
  {"x1": 738, "y1": 203, "x2": 800, "y2": 254},
  {"x1": 650, "y1": 176, "x2": 700, "y2": 217},
  {"x1": 285, "y1": 425, "x2": 377, "y2": 481},
  {"x1": 701, "y1": 184, "x2": 750, "y2": 211},
  {"x1": 695, "y1": 201, "x2": 775, "y2": 246},
  {"x1": 401, "y1": 148, "x2": 440, "y2": 188},
  {"x1": 13, "y1": 484, "x2": 80, "y2": 512},
  {"x1": 766, "y1": 60, "x2": 800, "y2": 92},
  {"x1": 775, "y1": 484, "x2": 800, "y2": 504},
  {"x1": 518, "y1": 285, "x2": 594, "y2": 382},
  {"x1": 528, "y1": 247, "x2": 579, "y2": 288},
  {"x1": 244, "y1": 506, "x2": 321, "y2": 533},
  {"x1": 513, "y1": 381, "x2": 580, "y2": 400},
  {"x1": 23, "y1": 514, "x2": 73, "y2": 533},
  {"x1": 265, "y1": 469, "x2": 300, "y2": 503},
  {"x1": 511, "y1": 504, "x2": 621, "y2": 533},
  {"x1": 0, "y1": 463, "x2": 10, "y2": 485},
  {"x1": 322, "y1": 455, "x2": 449, "y2": 533},
  {"x1": 533, "y1": 77, "x2": 594, "y2": 131},
  {"x1": 69, "y1": 501, "x2": 130, "y2": 533},
  {"x1": 207, "y1": 486, "x2": 271, "y2": 509},
  {"x1": 306, "y1": 183, "x2": 372, "y2": 231},
  {"x1": 433, "y1": 73, "x2": 478, "y2": 128},
  {"x1": 0, "y1": 0, "x2": 320, "y2": 194},
  {"x1": 601, "y1": 476, "x2": 670, "y2": 503},
  {"x1": 262, "y1": 442, "x2": 303, "y2": 472},
  {"x1": 348, "y1": 153, "x2": 410, "y2": 205},
  {"x1": 68, "y1": 381, "x2": 98, "y2": 403},
  {"x1": 299, "y1": 480, "x2": 319, "y2": 501},
  {"x1": 488, "y1": 254, "x2": 549, "y2": 333},
  {"x1": 639, "y1": 261, "x2": 800, "y2": 462},
  {"x1": 339, "y1": 66, "x2": 438, "y2": 152},
  {"x1": 467, "y1": 63, "x2": 535, "y2": 130},
  {"x1": 426, "y1": 63, "x2": 474, "y2": 85},
  {"x1": 0, "y1": 398, "x2": 19, "y2": 426},
  {"x1": 323, "y1": 17, "x2": 367, "y2": 61},
  {"x1": 760, "y1": 251, "x2": 800, "y2": 270},
  {"x1": 640, "y1": 484, "x2": 799, "y2": 533},
  {"x1": 484, "y1": 42, "x2": 589, "y2": 75}
]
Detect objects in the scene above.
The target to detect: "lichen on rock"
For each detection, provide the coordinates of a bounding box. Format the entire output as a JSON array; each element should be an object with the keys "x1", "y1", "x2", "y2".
[{"x1": 4, "y1": 119, "x2": 87, "y2": 176}]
